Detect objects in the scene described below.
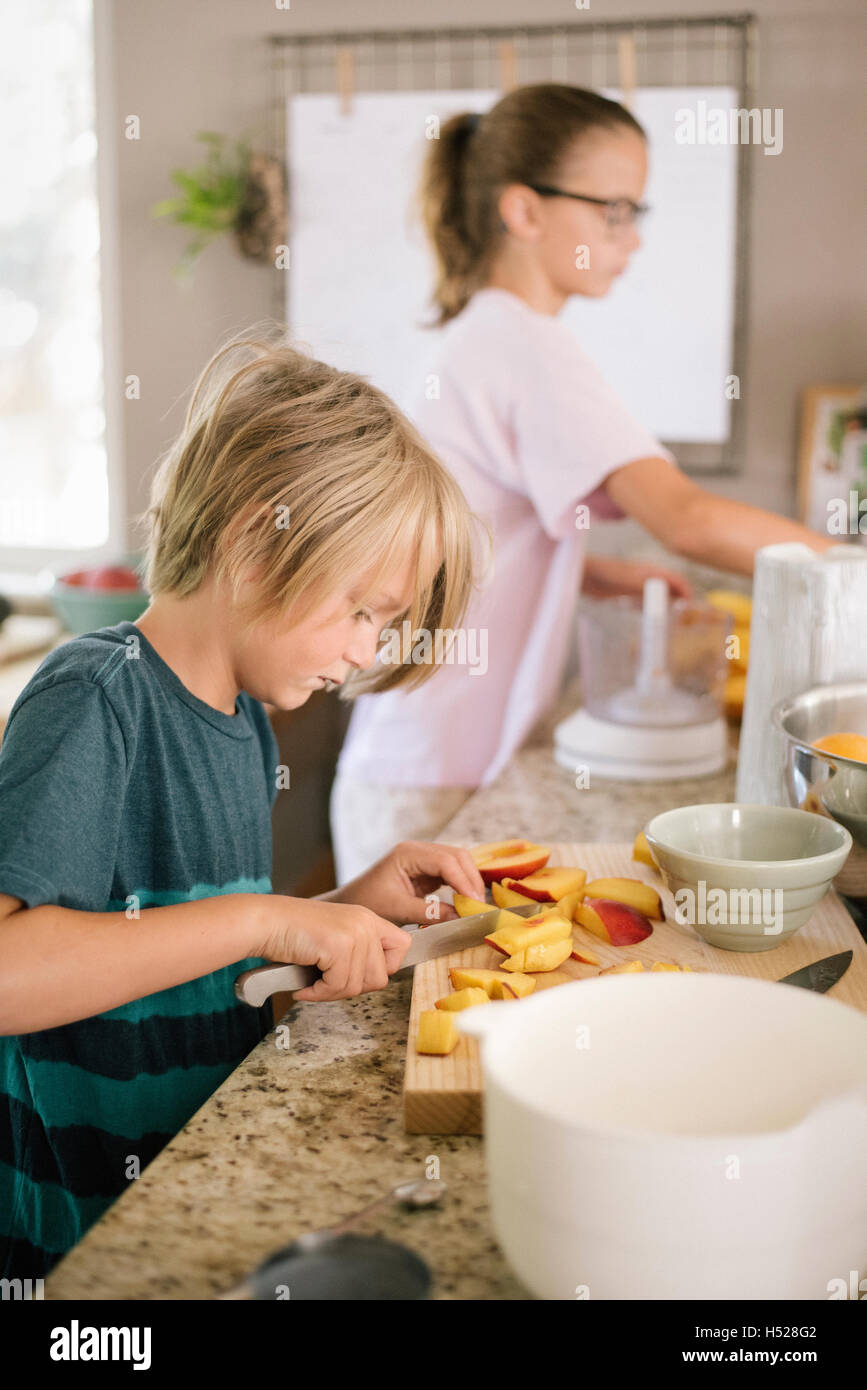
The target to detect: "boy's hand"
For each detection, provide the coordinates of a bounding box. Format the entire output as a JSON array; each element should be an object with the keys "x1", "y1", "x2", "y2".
[
  {"x1": 327, "y1": 840, "x2": 487, "y2": 926},
  {"x1": 256, "y1": 896, "x2": 412, "y2": 1003}
]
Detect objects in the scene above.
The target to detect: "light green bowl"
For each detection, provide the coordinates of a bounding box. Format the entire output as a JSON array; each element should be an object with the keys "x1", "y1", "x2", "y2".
[
  {"x1": 644, "y1": 803, "x2": 853, "y2": 952},
  {"x1": 50, "y1": 553, "x2": 148, "y2": 635}
]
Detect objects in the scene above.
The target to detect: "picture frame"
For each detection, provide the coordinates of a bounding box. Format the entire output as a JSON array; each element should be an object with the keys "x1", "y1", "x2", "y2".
[{"x1": 797, "y1": 384, "x2": 863, "y2": 530}]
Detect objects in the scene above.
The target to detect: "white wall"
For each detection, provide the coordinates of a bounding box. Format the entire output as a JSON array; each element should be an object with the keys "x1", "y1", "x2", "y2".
[{"x1": 102, "y1": 0, "x2": 867, "y2": 547}]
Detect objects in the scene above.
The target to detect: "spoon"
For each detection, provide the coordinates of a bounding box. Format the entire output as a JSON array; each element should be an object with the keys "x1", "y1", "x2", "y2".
[{"x1": 217, "y1": 1177, "x2": 447, "y2": 1299}]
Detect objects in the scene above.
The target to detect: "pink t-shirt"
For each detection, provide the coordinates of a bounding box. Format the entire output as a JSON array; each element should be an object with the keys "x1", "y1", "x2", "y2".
[{"x1": 336, "y1": 287, "x2": 673, "y2": 788}]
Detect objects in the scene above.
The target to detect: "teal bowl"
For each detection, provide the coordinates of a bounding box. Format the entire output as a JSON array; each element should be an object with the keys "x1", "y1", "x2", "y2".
[
  {"x1": 50, "y1": 557, "x2": 148, "y2": 635},
  {"x1": 644, "y1": 803, "x2": 852, "y2": 952}
]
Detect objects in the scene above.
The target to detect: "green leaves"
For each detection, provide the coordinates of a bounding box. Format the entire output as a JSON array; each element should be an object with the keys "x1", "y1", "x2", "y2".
[{"x1": 152, "y1": 132, "x2": 251, "y2": 277}]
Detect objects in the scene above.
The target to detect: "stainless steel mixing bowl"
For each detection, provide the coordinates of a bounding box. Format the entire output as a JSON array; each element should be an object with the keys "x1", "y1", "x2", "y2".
[{"x1": 773, "y1": 681, "x2": 867, "y2": 902}]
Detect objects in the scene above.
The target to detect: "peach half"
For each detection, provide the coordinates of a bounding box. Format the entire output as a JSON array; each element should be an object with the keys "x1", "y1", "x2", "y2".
[
  {"x1": 575, "y1": 898, "x2": 654, "y2": 947},
  {"x1": 582, "y1": 877, "x2": 664, "y2": 921},
  {"x1": 470, "y1": 839, "x2": 551, "y2": 884}
]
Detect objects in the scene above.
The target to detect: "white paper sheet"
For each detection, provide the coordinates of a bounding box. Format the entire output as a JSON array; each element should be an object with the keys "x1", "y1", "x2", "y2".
[{"x1": 287, "y1": 86, "x2": 739, "y2": 445}]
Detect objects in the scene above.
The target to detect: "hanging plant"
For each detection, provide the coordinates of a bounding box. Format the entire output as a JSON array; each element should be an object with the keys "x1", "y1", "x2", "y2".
[{"x1": 153, "y1": 131, "x2": 288, "y2": 278}]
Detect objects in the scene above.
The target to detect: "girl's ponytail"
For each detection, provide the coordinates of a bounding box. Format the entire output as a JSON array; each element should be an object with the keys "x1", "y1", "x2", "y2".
[
  {"x1": 417, "y1": 84, "x2": 646, "y2": 327},
  {"x1": 418, "y1": 111, "x2": 485, "y2": 327}
]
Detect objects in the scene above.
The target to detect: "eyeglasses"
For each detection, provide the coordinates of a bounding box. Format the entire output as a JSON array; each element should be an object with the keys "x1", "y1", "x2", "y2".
[{"x1": 526, "y1": 184, "x2": 649, "y2": 231}]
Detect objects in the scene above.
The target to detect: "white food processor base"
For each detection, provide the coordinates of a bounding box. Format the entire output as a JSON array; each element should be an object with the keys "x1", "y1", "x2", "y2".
[{"x1": 553, "y1": 706, "x2": 729, "y2": 781}]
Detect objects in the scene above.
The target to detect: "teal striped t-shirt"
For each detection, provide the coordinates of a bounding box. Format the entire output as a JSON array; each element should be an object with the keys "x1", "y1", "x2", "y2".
[{"x1": 0, "y1": 620, "x2": 278, "y2": 1279}]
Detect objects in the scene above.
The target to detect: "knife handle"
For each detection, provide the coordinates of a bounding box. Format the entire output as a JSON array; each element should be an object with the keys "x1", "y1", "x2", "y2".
[{"x1": 234, "y1": 962, "x2": 320, "y2": 1006}]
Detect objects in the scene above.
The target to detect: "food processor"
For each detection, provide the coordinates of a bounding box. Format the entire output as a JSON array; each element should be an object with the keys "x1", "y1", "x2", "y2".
[{"x1": 554, "y1": 578, "x2": 731, "y2": 780}]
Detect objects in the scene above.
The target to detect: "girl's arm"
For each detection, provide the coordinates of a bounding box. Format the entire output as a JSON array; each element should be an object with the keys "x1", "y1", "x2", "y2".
[
  {"x1": 581, "y1": 553, "x2": 693, "y2": 599},
  {"x1": 603, "y1": 456, "x2": 834, "y2": 575}
]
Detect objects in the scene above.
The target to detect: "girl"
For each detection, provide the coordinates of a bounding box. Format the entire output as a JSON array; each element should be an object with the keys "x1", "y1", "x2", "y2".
[
  {"x1": 331, "y1": 83, "x2": 832, "y2": 883},
  {"x1": 0, "y1": 332, "x2": 488, "y2": 1278}
]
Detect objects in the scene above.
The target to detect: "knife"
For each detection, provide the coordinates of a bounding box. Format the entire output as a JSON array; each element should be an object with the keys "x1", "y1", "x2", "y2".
[
  {"x1": 234, "y1": 901, "x2": 541, "y2": 1006},
  {"x1": 777, "y1": 950, "x2": 852, "y2": 994}
]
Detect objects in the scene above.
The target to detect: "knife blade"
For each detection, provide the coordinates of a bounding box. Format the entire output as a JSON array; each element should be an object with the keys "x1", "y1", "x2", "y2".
[
  {"x1": 776, "y1": 950, "x2": 852, "y2": 993},
  {"x1": 234, "y1": 901, "x2": 541, "y2": 1006}
]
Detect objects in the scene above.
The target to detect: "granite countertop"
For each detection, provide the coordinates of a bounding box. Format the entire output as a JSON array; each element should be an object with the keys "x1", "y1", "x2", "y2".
[{"x1": 46, "y1": 675, "x2": 738, "y2": 1301}]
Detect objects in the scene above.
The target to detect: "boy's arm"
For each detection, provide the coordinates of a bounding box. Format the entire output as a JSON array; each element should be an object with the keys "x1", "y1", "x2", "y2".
[
  {"x1": 603, "y1": 456, "x2": 835, "y2": 574},
  {"x1": 0, "y1": 891, "x2": 263, "y2": 1036}
]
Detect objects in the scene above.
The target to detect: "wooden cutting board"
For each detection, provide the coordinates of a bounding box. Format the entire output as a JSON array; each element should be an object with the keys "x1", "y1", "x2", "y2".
[{"x1": 403, "y1": 842, "x2": 867, "y2": 1134}]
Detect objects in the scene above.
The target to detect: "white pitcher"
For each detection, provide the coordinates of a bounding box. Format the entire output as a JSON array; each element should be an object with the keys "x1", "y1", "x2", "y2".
[
  {"x1": 459, "y1": 974, "x2": 867, "y2": 1300},
  {"x1": 735, "y1": 542, "x2": 867, "y2": 806}
]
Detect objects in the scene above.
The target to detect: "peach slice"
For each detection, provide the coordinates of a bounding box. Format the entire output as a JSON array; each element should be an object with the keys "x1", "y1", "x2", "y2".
[
  {"x1": 502, "y1": 938, "x2": 573, "y2": 973},
  {"x1": 632, "y1": 831, "x2": 658, "y2": 869},
  {"x1": 448, "y1": 966, "x2": 536, "y2": 999},
  {"x1": 470, "y1": 839, "x2": 551, "y2": 884},
  {"x1": 569, "y1": 941, "x2": 601, "y2": 966},
  {"x1": 491, "y1": 880, "x2": 536, "y2": 908},
  {"x1": 539, "y1": 888, "x2": 585, "y2": 921},
  {"x1": 650, "y1": 962, "x2": 693, "y2": 972},
  {"x1": 575, "y1": 898, "x2": 654, "y2": 946},
  {"x1": 485, "y1": 913, "x2": 572, "y2": 956},
  {"x1": 501, "y1": 866, "x2": 587, "y2": 903},
  {"x1": 435, "y1": 987, "x2": 490, "y2": 1011},
  {"x1": 599, "y1": 960, "x2": 645, "y2": 975},
  {"x1": 452, "y1": 892, "x2": 491, "y2": 918},
  {"x1": 491, "y1": 972, "x2": 536, "y2": 998},
  {"x1": 582, "y1": 877, "x2": 664, "y2": 921},
  {"x1": 706, "y1": 589, "x2": 752, "y2": 626},
  {"x1": 416, "y1": 1010, "x2": 459, "y2": 1054}
]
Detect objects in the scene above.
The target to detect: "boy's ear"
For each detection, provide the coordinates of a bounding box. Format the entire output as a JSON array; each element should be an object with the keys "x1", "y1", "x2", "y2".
[{"x1": 218, "y1": 501, "x2": 277, "y2": 557}]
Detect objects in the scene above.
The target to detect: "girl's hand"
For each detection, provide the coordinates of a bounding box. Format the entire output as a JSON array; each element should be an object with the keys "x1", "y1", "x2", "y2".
[
  {"x1": 328, "y1": 840, "x2": 487, "y2": 926},
  {"x1": 256, "y1": 896, "x2": 412, "y2": 1003},
  {"x1": 581, "y1": 554, "x2": 693, "y2": 600}
]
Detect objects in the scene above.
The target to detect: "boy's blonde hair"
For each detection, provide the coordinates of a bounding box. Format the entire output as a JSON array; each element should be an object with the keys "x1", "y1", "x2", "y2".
[{"x1": 139, "y1": 328, "x2": 488, "y2": 697}]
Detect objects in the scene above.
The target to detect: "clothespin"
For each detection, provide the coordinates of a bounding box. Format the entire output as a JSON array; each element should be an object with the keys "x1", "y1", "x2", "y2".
[
  {"x1": 498, "y1": 39, "x2": 518, "y2": 92},
  {"x1": 336, "y1": 46, "x2": 355, "y2": 117},
  {"x1": 617, "y1": 32, "x2": 637, "y2": 110}
]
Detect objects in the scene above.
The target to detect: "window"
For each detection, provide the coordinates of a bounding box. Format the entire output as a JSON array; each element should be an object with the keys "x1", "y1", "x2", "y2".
[{"x1": 0, "y1": 0, "x2": 121, "y2": 585}]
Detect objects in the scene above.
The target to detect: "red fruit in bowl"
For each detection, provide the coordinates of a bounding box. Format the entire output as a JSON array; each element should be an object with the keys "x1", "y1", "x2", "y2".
[{"x1": 62, "y1": 566, "x2": 142, "y2": 591}]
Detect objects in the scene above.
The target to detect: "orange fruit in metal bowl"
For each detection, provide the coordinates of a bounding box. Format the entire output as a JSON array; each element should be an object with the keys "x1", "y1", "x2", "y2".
[{"x1": 811, "y1": 732, "x2": 867, "y2": 763}]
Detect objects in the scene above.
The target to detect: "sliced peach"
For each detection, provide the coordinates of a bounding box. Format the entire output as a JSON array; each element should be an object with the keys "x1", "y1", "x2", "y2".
[
  {"x1": 599, "y1": 960, "x2": 645, "y2": 975},
  {"x1": 449, "y1": 966, "x2": 536, "y2": 999},
  {"x1": 491, "y1": 880, "x2": 536, "y2": 908},
  {"x1": 582, "y1": 877, "x2": 664, "y2": 921},
  {"x1": 501, "y1": 866, "x2": 586, "y2": 902},
  {"x1": 435, "y1": 987, "x2": 490, "y2": 1011},
  {"x1": 470, "y1": 839, "x2": 551, "y2": 884},
  {"x1": 632, "y1": 831, "x2": 658, "y2": 869},
  {"x1": 416, "y1": 1010, "x2": 459, "y2": 1054},
  {"x1": 569, "y1": 940, "x2": 601, "y2": 966},
  {"x1": 485, "y1": 914, "x2": 572, "y2": 956},
  {"x1": 452, "y1": 892, "x2": 491, "y2": 918},
  {"x1": 491, "y1": 972, "x2": 535, "y2": 998},
  {"x1": 449, "y1": 966, "x2": 502, "y2": 993},
  {"x1": 650, "y1": 961, "x2": 692, "y2": 972},
  {"x1": 503, "y1": 938, "x2": 573, "y2": 973},
  {"x1": 575, "y1": 898, "x2": 654, "y2": 946},
  {"x1": 706, "y1": 589, "x2": 752, "y2": 626}
]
